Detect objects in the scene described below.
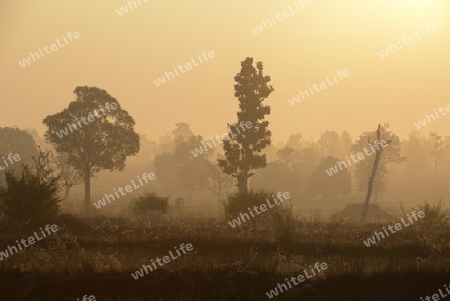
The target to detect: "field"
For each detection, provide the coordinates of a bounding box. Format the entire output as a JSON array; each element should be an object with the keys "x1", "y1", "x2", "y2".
[{"x1": 0, "y1": 206, "x2": 449, "y2": 301}]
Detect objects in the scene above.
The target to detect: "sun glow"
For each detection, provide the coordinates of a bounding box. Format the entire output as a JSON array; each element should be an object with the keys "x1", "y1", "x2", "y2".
[{"x1": 389, "y1": 0, "x2": 443, "y2": 17}]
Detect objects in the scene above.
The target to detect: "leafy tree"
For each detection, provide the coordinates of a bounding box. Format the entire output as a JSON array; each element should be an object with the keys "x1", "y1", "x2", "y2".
[
  {"x1": 173, "y1": 125, "x2": 211, "y2": 200},
  {"x1": 218, "y1": 57, "x2": 274, "y2": 192},
  {"x1": 250, "y1": 161, "x2": 295, "y2": 194},
  {"x1": 0, "y1": 127, "x2": 38, "y2": 184},
  {"x1": 136, "y1": 135, "x2": 159, "y2": 162},
  {"x1": 294, "y1": 148, "x2": 322, "y2": 174},
  {"x1": 158, "y1": 132, "x2": 175, "y2": 154},
  {"x1": 307, "y1": 156, "x2": 351, "y2": 200},
  {"x1": 276, "y1": 145, "x2": 321, "y2": 194},
  {"x1": 276, "y1": 146, "x2": 297, "y2": 170},
  {"x1": 402, "y1": 131, "x2": 431, "y2": 176},
  {"x1": 286, "y1": 133, "x2": 303, "y2": 150},
  {"x1": 172, "y1": 122, "x2": 195, "y2": 143},
  {"x1": 43, "y1": 86, "x2": 140, "y2": 210},
  {"x1": 339, "y1": 131, "x2": 353, "y2": 159},
  {"x1": 318, "y1": 130, "x2": 340, "y2": 157},
  {"x1": 154, "y1": 153, "x2": 179, "y2": 193},
  {"x1": 154, "y1": 123, "x2": 211, "y2": 201}
]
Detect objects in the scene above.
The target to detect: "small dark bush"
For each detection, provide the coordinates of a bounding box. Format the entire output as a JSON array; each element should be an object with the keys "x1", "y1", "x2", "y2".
[
  {"x1": 0, "y1": 164, "x2": 61, "y2": 226},
  {"x1": 224, "y1": 189, "x2": 274, "y2": 216},
  {"x1": 130, "y1": 191, "x2": 169, "y2": 217}
]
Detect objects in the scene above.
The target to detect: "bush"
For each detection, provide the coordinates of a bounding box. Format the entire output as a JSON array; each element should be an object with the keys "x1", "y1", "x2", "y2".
[
  {"x1": 224, "y1": 189, "x2": 273, "y2": 216},
  {"x1": 130, "y1": 191, "x2": 169, "y2": 217},
  {"x1": 268, "y1": 201, "x2": 298, "y2": 243},
  {"x1": 414, "y1": 199, "x2": 449, "y2": 230},
  {"x1": 0, "y1": 164, "x2": 61, "y2": 226},
  {"x1": 224, "y1": 189, "x2": 298, "y2": 243}
]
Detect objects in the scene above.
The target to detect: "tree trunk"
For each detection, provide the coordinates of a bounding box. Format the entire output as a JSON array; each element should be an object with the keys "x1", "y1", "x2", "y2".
[
  {"x1": 237, "y1": 173, "x2": 248, "y2": 193},
  {"x1": 84, "y1": 150, "x2": 91, "y2": 211},
  {"x1": 361, "y1": 124, "x2": 382, "y2": 221},
  {"x1": 64, "y1": 185, "x2": 71, "y2": 201}
]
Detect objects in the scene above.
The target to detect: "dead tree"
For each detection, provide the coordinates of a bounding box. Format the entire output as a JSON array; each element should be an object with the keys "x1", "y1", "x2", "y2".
[
  {"x1": 61, "y1": 163, "x2": 82, "y2": 201},
  {"x1": 361, "y1": 124, "x2": 391, "y2": 221},
  {"x1": 49, "y1": 151, "x2": 82, "y2": 201},
  {"x1": 31, "y1": 146, "x2": 50, "y2": 180},
  {"x1": 202, "y1": 162, "x2": 234, "y2": 206}
]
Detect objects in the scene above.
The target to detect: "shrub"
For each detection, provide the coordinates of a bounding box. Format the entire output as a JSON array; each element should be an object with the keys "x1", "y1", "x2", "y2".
[
  {"x1": 0, "y1": 164, "x2": 61, "y2": 226},
  {"x1": 414, "y1": 199, "x2": 449, "y2": 230},
  {"x1": 268, "y1": 201, "x2": 299, "y2": 244},
  {"x1": 224, "y1": 189, "x2": 273, "y2": 216},
  {"x1": 130, "y1": 191, "x2": 169, "y2": 217},
  {"x1": 224, "y1": 189, "x2": 298, "y2": 243}
]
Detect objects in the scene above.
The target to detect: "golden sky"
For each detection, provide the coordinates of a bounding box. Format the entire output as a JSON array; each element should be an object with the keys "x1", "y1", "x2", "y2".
[{"x1": 1, "y1": 0, "x2": 449, "y2": 144}]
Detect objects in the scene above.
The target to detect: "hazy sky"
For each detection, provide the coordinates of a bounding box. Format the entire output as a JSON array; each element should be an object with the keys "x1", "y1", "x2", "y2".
[{"x1": 1, "y1": 0, "x2": 449, "y2": 145}]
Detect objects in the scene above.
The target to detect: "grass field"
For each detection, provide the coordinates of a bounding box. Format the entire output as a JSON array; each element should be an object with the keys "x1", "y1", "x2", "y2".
[{"x1": 0, "y1": 205, "x2": 449, "y2": 300}]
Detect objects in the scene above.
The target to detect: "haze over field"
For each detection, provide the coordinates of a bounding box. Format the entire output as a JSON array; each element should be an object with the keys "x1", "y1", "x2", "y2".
[{"x1": 1, "y1": 1, "x2": 450, "y2": 300}]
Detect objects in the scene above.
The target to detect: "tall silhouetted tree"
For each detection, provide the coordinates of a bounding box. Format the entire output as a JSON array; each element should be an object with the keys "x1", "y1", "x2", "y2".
[
  {"x1": 218, "y1": 57, "x2": 274, "y2": 193},
  {"x1": 43, "y1": 86, "x2": 140, "y2": 210}
]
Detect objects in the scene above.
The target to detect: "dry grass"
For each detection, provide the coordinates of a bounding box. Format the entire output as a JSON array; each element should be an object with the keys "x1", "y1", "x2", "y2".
[{"x1": 0, "y1": 208, "x2": 449, "y2": 300}]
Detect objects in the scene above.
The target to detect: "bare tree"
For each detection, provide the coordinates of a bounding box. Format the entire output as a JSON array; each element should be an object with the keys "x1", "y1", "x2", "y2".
[
  {"x1": 52, "y1": 152, "x2": 83, "y2": 201},
  {"x1": 361, "y1": 124, "x2": 392, "y2": 221},
  {"x1": 31, "y1": 146, "x2": 51, "y2": 180},
  {"x1": 202, "y1": 161, "x2": 234, "y2": 206}
]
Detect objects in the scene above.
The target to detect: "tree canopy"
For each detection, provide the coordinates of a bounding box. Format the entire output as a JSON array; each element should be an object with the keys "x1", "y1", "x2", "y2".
[
  {"x1": 43, "y1": 86, "x2": 140, "y2": 210},
  {"x1": 218, "y1": 57, "x2": 274, "y2": 193}
]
